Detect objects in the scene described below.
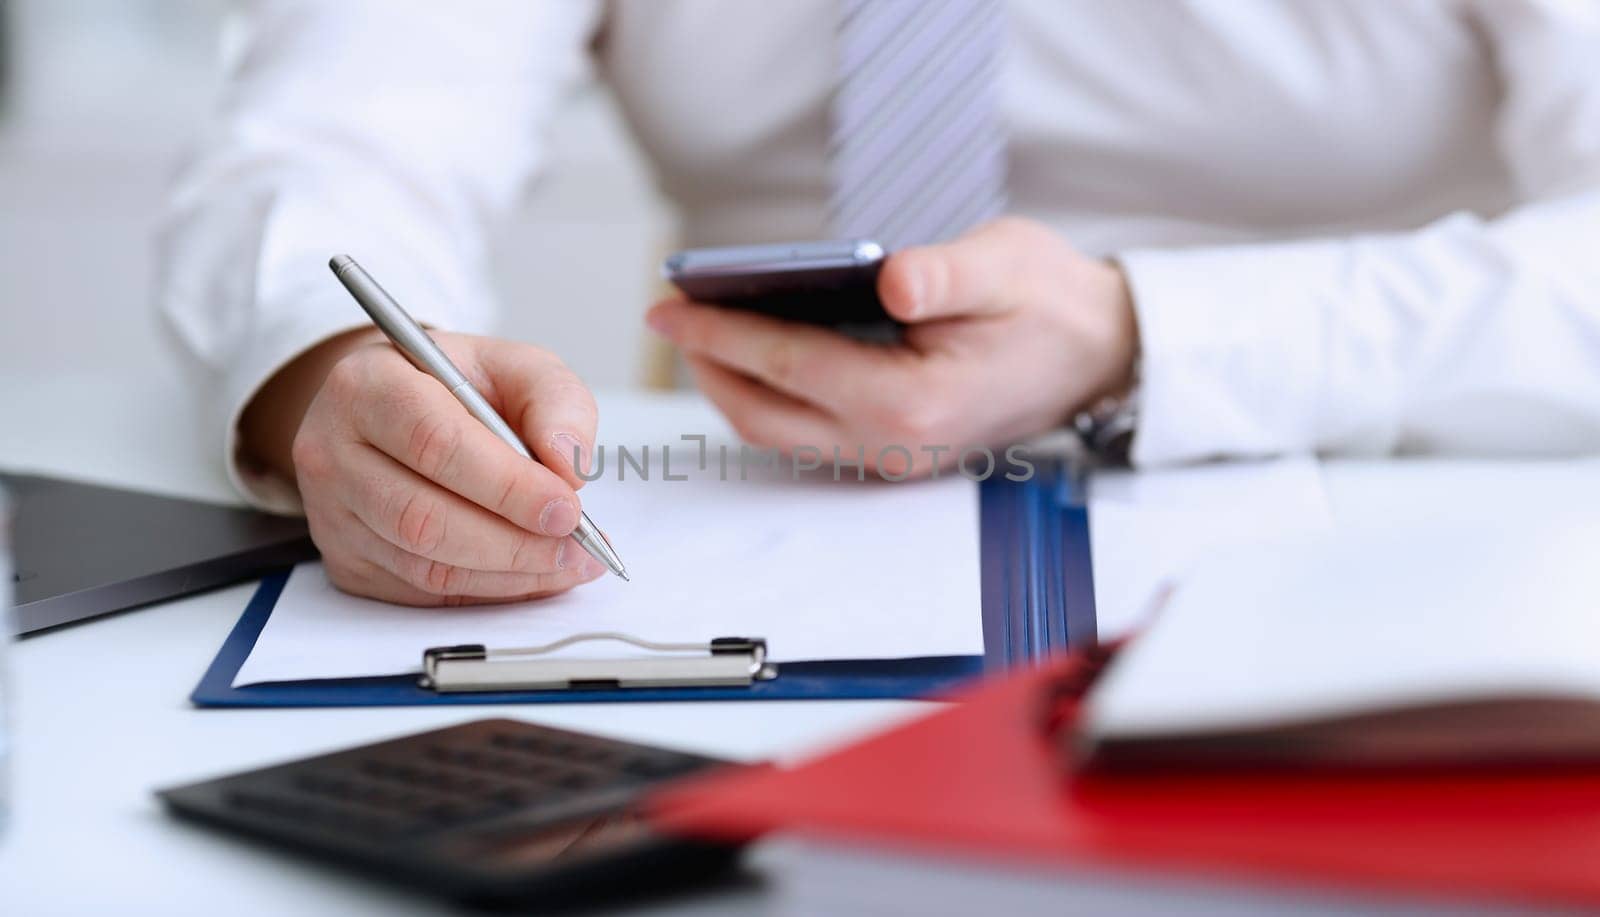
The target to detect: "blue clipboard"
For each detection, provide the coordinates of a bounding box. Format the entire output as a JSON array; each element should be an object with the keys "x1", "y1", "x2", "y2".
[{"x1": 191, "y1": 460, "x2": 1095, "y2": 707}]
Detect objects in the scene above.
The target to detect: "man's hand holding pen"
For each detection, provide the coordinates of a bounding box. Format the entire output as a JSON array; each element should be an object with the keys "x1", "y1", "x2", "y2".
[{"x1": 246, "y1": 328, "x2": 609, "y2": 606}]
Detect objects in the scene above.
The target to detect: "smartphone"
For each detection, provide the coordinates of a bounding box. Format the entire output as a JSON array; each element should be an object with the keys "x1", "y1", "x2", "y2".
[{"x1": 661, "y1": 239, "x2": 891, "y2": 327}]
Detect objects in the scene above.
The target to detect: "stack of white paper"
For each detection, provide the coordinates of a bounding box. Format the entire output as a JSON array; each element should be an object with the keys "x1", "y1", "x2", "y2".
[{"x1": 1088, "y1": 457, "x2": 1334, "y2": 639}]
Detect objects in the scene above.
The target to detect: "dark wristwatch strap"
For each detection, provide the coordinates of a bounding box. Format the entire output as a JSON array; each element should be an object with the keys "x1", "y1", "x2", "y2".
[{"x1": 1072, "y1": 363, "x2": 1141, "y2": 466}]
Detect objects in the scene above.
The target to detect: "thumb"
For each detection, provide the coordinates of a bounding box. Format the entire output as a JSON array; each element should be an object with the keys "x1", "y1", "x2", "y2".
[
  {"x1": 468, "y1": 337, "x2": 600, "y2": 490},
  {"x1": 877, "y1": 220, "x2": 1025, "y2": 323}
]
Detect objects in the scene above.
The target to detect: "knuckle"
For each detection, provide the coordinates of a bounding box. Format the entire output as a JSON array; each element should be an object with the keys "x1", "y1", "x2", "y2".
[
  {"x1": 761, "y1": 339, "x2": 800, "y2": 389},
  {"x1": 492, "y1": 343, "x2": 558, "y2": 383},
  {"x1": 300, "y1": 502, "x2": 330, "y2": 541},
  {"x1": 904, "y1": 453, "x2": 937, "y2": 479},
  {"x1": 491, "y1": 471, "x2": 523, "y2": 518},
  {"x1": 324, "y1": 562, "x2": 363, "y2": 595},
  {"x1": 507, "y1": 532, "x2": 540, "y2": 572},
  {"x1": 537, "y1": 348, "x2": 571, "y2": 373},
  {"x1": 301, "y1": 502, "x2": 340, "y2": 553},
  {"x1": 406, "y1": 412, "x2": 462, "y2": 480},
  {"x1": 323, "y1": 353, "x2": 368, "y2": 400},
  {"x1": 412, "y1": 557, "x2": 448, "y2": 593},
  {"x1": 324, "y1": 555, "x2": 376, "y2": 594},
  {"x1": 531, "y1": 372, "x2": 598, "y2": 439},
  {"x1": 531, "y1": 571, "x2": 576, "y2": 595},
  {"x1": 392, "y1": 490, "x2": 448, "y2": 555},
  {"x1": 492, "y1": 463, "x2": 557, "y2": 529},
  {"x1": 986, "y1": 215, "x2": 1034, "y2": 240},
  {"x1": 408, "y1": 555, "x2": 467, "y2": 596},
  {"x1": 874, "y1": 446, "x2": 914, "y2": 478},
  {"x1": 551, "y1": 374, "x2": 597, "y2": 417},
  {"x1": 290, "y1": 430, "x2": 333, "y2": 481},
  {"x1": 505, "y1": 476, "x2": 564, "y2": 537},
  {"x1": 879, "y1": 397, "x2": 943, "y2": 444},
  {"x1": 435, "y1": 561, "x2": 473, "y2": 595},
  {"x1": 513, "y1": 341, "x2": 561, "y2": 367},
  {"x1": 516, "y1": 529, "x2": 565, "y2": 574}
]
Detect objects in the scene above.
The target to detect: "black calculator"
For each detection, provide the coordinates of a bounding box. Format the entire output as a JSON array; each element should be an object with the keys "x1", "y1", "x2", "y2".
[{"x1": 158, "y1": 719, "x2": 745, "y2": 909}]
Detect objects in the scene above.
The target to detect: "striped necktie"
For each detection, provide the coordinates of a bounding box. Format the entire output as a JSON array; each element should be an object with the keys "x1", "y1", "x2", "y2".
[{"x1": 828, "y1": 0, "x2": 1009, "y2": 250}]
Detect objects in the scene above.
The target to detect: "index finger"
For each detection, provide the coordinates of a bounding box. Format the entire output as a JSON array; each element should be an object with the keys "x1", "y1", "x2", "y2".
[
  {"x1": 647, "y1": 299, "x2": 908, "y2": 415},
  {"x1": 346, "y1": 351, "x2": 582, "y2": 538}
]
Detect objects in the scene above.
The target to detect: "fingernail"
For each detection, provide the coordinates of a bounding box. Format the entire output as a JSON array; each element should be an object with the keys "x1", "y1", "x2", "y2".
[
  {"x1": 552, "y1": 432, "x2": 589, "y2": 475},
  {"x1": 555, "y1": 540, "x2": 570, "y2": 570},
  {"x1": 539, "y1": 498, "x2": 578, "y2": 537},
  {"x1": 579, "y1": 554, "x2": 606, "y2": 580}
]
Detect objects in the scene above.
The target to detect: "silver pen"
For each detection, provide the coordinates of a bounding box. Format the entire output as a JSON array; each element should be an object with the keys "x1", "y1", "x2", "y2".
[{"x1": 329, "y1": 254, "x2": 628, "y2": 582}]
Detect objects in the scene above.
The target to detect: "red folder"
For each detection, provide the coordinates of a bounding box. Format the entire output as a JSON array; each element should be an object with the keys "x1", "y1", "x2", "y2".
[{"x1": 652, "y1": 650, "x2": 1600, "y2": 909}]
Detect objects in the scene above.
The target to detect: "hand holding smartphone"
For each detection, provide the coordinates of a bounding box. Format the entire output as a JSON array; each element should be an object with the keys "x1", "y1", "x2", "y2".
[{"x1": 661, "y1": 239, "x2": 892, "y2": 328}]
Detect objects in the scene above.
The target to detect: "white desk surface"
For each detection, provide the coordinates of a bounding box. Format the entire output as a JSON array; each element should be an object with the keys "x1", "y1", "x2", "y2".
[{"x1": 4, "y1": 371, "x2": 1597, "y2": 916}]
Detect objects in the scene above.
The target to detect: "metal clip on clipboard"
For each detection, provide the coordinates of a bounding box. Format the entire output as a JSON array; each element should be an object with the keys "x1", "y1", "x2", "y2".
[{"x1": 420, "y1": 632, "x2": 778, "y2": 693}]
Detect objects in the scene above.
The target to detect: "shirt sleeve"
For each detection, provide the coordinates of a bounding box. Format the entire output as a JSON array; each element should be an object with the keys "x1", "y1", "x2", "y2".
[
  {"x1": 155, "y1": 0, "x2": 600, "y2": 511},
  {"x1": 1117, "y1": 0, "x2": 1600, "y2": 467}
]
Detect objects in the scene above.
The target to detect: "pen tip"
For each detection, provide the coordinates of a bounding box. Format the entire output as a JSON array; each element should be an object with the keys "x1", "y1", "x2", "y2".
[{"x1": 617, "y1": 570, "x2": 631, "y2": 583}]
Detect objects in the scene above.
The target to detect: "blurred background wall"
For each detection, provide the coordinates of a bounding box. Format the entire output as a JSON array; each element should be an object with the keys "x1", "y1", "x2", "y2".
[{"x1": 0, "y1": 0, "x2": 672, "y2": 393}]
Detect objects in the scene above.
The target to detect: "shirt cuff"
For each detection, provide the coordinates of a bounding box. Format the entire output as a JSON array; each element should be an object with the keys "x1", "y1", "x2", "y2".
[
  {"x1": 219, "y1": 292, "x2": 371, "y2": 515},
  {"x1": 1117, "y1": 238, "x2": 1396, "y2": 467}
]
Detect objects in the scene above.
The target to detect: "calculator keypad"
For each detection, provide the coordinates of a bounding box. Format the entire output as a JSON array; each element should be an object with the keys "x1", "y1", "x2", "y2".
[
  {"x1": 166, "y1": 719, "x2": 726, "y2": 845},
  {"x1": 158, "y1": 719, "x2": 740, "y2": 906}
]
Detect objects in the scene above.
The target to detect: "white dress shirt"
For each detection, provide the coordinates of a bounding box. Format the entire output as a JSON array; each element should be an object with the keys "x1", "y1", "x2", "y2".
[{"x1": 156, "y1": 0, "x2": 1600, "y2": 509}]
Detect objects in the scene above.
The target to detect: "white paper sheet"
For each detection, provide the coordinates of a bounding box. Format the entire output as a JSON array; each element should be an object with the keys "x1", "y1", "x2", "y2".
[
  {"x1": 233, "y1": 454, "x2": 983, "y2": 686},
  {"x1": 1088, "y1": 516, "x2": 1600, "y2": 737},
  {"x1": 1088, "y1": 456, "x2": 1334, "y2": 640}
]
